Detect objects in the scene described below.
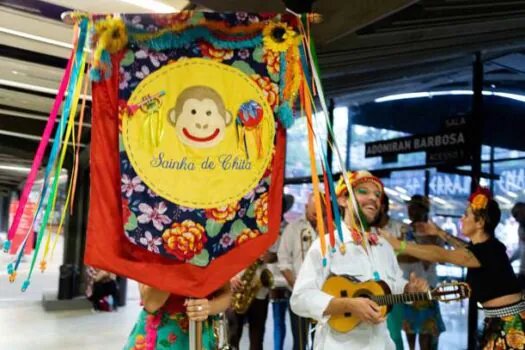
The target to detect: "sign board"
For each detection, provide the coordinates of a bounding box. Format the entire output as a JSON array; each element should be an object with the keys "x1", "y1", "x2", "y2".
[{"x1": 365, "y1": 117, "x2": 471, "y2": 166}]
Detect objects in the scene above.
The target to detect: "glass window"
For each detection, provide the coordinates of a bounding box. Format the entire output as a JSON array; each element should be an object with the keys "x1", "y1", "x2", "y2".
[
  {"x1": 493, "y1": 160, "x2": 525, "y2": 262},
  {"x1": 285, "y1": 107, "x2": 348, "y2": 178},
  {"x1": 494, "y1": 147, "x2": 525, "y2": 161}
]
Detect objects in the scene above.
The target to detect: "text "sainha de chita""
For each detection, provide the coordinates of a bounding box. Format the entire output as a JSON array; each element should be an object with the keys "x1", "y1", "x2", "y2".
[{"x1": 150, "y1": 152, "x2": 252, "y2": 171}]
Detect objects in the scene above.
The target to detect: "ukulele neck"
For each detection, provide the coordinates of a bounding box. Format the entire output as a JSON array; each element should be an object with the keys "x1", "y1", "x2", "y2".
[{"x1": 371, "y1": 291, "x2": 432, "y2": 305}]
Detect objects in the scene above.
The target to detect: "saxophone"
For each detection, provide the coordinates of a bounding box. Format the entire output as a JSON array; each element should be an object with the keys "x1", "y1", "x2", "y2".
[
  {"x1": 231, "y1": 258, "x2": 274, "y2": 314},
  {"x1": 213, "y1": 313, "x2": 231, "y2": 350}
]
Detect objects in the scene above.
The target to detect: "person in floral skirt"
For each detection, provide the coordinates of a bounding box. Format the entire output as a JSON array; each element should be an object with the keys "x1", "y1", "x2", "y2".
[
  {"x1": 382, "y1": 187, "x2": 525, "y2": 350},
  {"x1": 124, "y1": 282, "x2": 232, "y2": 349}
]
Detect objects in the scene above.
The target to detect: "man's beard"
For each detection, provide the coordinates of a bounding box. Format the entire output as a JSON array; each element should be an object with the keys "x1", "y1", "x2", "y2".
[{"x1": 357, "y1": 206, "x2": 379, "y2": 227}]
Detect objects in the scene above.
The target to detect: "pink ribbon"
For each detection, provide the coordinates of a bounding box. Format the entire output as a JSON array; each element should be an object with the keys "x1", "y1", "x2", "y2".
[
  {"x1": 6, "y1": 51, "x2": 74, "y2": 242},
  {"x1": 145, "y1": 313, "x2": 162, "y2": 350}
]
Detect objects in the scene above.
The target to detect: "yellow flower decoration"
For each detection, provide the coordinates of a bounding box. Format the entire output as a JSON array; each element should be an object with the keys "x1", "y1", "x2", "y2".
[
  {"x1": 506, "y1": 329, "x2": 525, "y2": 348},
  {"x1": 93, "y1": 16, "x2": 128, "y2": 67},
  {"x1": 263, "y1": 22, "x2": 299, "y2": 52},
  {"x1": 470, "y1": 194, "x2": 489, "y2": 210}
]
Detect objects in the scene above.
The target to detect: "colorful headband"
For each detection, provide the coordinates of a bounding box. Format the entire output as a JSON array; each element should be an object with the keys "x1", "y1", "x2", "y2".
[
  {"x1": 468, "y1": 186, "x2": 491, "y2": 211},
  {"x1": 335, "y1": 171, "x2": 384, "y2": 198}
]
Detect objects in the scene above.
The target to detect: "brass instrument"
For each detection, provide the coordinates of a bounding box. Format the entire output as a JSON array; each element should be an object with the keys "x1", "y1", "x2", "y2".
[
  {"x1": 231, "y1": 258, "x2": 274, "y2": 314},
  {"x1": 213, "y1": 313, "x2": 231, "y2": 350}
]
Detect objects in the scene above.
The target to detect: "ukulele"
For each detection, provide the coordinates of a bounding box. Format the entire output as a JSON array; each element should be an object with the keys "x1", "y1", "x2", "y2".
[{"x1": 322, "y1": 275, "x2": 470, "y2": 333}]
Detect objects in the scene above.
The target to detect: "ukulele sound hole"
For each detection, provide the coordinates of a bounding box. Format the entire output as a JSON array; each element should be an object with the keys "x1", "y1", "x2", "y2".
[{"x1": 340, "y1": 290, "x2": 352, "y2": 318}]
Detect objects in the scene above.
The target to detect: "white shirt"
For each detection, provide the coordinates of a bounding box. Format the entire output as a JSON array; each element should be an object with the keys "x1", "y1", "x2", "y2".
[
  {"x1": 278, "y1": 217, "x2": 317, "y2": 290},
  {"x1": 290, "y1": 224, "x2": 408, "y2": 350}
]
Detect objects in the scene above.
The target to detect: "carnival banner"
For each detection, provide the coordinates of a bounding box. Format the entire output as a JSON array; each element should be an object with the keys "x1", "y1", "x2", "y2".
[{"x1": 86, "y1": 12, "x2": 305, "y2": 297}]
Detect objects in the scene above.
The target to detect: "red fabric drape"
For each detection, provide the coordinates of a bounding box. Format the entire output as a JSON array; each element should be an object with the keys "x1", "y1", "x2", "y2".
[{"x1": 85, "y1": 54, "x2": 286, "y2": 297}]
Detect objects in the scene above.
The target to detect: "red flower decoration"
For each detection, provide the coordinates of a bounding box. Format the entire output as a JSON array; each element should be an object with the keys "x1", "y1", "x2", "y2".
[
  {"x1": 122, "y1": 199, "x2": 131, "y2": 224},
  {"x1": 152, "y1": 12, "x2": 191, "y2": 27},
  {"x1": 162, "y1": 220, "x2": 207, "y2": 261},
  {"x1": 264, "y1": 48, "x2": 280, "y2": 76},
  {"x1": 199, "y1": 41, "x2": 234, "y2": 62},
  {"x1": 205, "y1": 202, "x2": 239, "y2": 224},
  {"x1": 168, "y1": 333, "x2": 178, "y2": 344},
  {"x1": 236, "y1": 229, "x2": 261, "y2": 246},
  {"x1": 468, "y1": 186, "x2": 491, "y2": 211},
  {"x1": 177, "y1": 316, "x2": 189, "y2": 333},
  {"x1": 117, "y1": 99, "x2": 128, "y2": 132},
  {"x1": 251, "y1": 74, "x2": 279, "y2": 110}
]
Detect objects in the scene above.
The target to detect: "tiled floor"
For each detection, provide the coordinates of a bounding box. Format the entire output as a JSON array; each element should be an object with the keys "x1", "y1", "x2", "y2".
[{"x1": 0, "y1": 236, "x2": 471, "y2": 349}]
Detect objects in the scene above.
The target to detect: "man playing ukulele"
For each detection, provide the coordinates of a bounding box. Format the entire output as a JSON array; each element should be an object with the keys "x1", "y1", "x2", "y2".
[{"x1": 290, "y1": 171, "x2": 428, "y2": 350}]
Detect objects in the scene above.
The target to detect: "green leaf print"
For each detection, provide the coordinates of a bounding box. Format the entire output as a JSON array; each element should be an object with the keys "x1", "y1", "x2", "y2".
[
  {"x1": 121, "y1": 50, "x2": 135, "y2": 66},
  {"x1": 206, "y1": 220, "x2": 223, "y2": 238},
  {"x1": 232, "y1": 61, "x2": 256, "y2": 76},
  {"x1": 190, "y1": 250, "x2": 210, "y2": 267},
  {"x1": 253, "y1": 47, "x2": 264, "y2": 63},
  {"x1": 119, "y1": 135, "x2": 125, "y2": 152},
  {"x1": 269, "y1": 70, "x2": 279, "y2": 83},
  {"x1": 230, "y1": 220, "x2": 248, "y2": 239},
  {"x1": 124, "y1": 212, "x2": 138, "y2": 231},
  {"x1": 189, "y1": 12, "x2": 204, "y2": 25},
  {"x1": 247, "y1": 202, "x2": 256, "y2": 218}
]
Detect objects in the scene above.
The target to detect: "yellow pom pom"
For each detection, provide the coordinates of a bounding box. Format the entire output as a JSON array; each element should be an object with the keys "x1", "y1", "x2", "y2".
[
  {"x1": 40, "y1": 260, "x2": 47, "y2": 273},
  {"x1": 8, "y1": 272, "x2": 17, "y2": 283}
]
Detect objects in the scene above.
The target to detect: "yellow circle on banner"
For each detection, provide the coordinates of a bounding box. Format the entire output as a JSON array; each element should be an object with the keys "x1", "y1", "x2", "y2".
[{"x1": 123, "y1": 58, "x2": 275, "y2": 208}]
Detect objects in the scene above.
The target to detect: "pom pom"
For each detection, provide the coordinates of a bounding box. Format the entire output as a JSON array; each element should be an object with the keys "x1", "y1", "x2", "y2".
[
  {"x1": 373, "y1": 271, "x2": 380, "y2": 281},
  {"x1": 7, "y1": 263, "x2": 13, "y2": 275},
  {"x1": 276, "y1": 102, "x2": 294, "y2": 129},
  {"x1": 3, "y1": 240, "x2": 11, "y2": 253},
  {"x1": 21, "y1": 280, "x2": 30, "y2": 292},
  {"x1": 90, "y1": 67, "x2": 102, "y2": 82},
  {"x1": 8, "y1": 272, "x2": 16, "y2": 283},
  {"x1": 40, "y1": 260, "x2": 47, "y2": 273}
]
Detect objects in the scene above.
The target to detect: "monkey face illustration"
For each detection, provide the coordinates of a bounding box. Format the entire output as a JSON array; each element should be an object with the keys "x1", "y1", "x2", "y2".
[{"x1": 168, "y1": 86, "x2": 233, "y2": 148}]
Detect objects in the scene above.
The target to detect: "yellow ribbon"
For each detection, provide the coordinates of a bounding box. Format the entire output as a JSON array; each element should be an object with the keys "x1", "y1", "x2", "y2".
[{"x1": 44, "y1": 46, "x2": 87, "y2": 264}]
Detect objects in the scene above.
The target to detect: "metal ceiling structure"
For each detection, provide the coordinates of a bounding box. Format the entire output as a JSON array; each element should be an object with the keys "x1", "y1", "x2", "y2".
[{"x1": 0, "y1": 0, "x2": 524, "y2": 192}]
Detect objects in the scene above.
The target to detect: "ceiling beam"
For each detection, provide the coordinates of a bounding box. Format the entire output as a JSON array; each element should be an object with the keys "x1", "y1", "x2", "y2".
[
  {"x1": 192, "y1": 0, "x2": 284, "y2": 12},
  {"x1": 313, "y1": 0, "x2": 419, "y2": 45},
  {"x1": 0, "y1": 108, "x2": 92, "y2": 128},
  {"x1": 0, "y1": 128, "x2": 87, "y2": 148}
]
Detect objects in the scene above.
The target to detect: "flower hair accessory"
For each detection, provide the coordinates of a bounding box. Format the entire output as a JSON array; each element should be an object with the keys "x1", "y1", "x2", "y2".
[{"x1": 468, "y1": 186, "x2": 491, "y2": 211}]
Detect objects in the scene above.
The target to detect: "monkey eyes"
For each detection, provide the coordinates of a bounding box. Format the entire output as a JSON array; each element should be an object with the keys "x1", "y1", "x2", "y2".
[
  {"x1": 191, "y1": 109, "x2": 197, "y2": 115},
  {"x1": 206, "y1": 110, "x2": 212, "y2": 116}
]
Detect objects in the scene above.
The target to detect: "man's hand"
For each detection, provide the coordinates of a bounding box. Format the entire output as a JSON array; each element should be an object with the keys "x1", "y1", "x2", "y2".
[
  {"x1": 347, "y1": 298, "x2": 385, "y2": 325},
  {"x1": 230, "y1": 275, "x2": 244, "y2": 292},
  {"x1": 405, "y1": 272, "x2": 429, "y2": 293}
]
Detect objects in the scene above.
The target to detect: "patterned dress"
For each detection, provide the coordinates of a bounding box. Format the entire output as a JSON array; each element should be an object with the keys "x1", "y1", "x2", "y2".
[
  {"x1": 124, "y1": 295, "x2": 216, "y2": 350},
  {"x1": 481, "y1": 311, "x2": 525, "y2": 349},
  {"x1": 399, "y1": 225, "x2": 445, "y2": 340}
]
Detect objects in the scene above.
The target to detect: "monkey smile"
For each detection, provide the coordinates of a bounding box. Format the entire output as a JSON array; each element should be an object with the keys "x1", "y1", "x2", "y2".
[{"x1": 183, "y1": 128, "x2": 220, "y2": 142}]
